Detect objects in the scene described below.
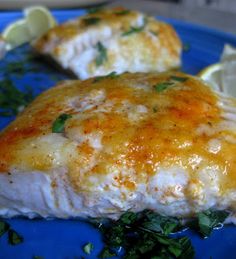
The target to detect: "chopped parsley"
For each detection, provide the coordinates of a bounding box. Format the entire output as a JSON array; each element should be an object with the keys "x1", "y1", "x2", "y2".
[
  {"x1": 183, "y1": 42, "x2": 191, "y2": 52},
  {"x1": 83, "y1": 17, "x2": 101, "y2": 26},
  {"x1": 95, "y1": 42, "x2": 107, "y2": 66},
  {"x1": 92, "y1": 209, "x2": 229, "y2": 258},
  {"x1": 83, "y1": 242, "x2": 94, "y2": 255},
  {"x1": 95, "y1": 210, "x2": 194, "y2": 259},
  {"x1": 0, "y1": 209, "x2": 229, "y2": 257},
  {"x1": 33, "y1": 257, "x2": 44, "y2": 259},
  {"x1": 0, "y1": 220, "x2": 9, "y2": 237},
  {"x1": 153, "y1": 75, "x2": 189, "y2": 93},
  {"x1": 139, "y1": 210, "x2": 182, "y2": 235},
  {"x1": 196, "y1": 210, "x2": 229, "y2": 237},
  {"x1": 122, "y1": 18, "x2": 147, "y2": 36},
  {"x1": 0, "y1": 79, "x2": 34, "y2": 116},
  {"x1": 154, "y1": 82, "x2": 174, "y2": 92},
  {"x1": 0, "y1": 220, "x2": 23, "y2": 246},
  {"x1": 153, "y1": 107, "x2": 158, "y2": 113},
  {"x1": 52, "y1": 114, "x2": 72, "y2": 133},
  {"x1": 93, "y1": 71, "x2": 118, "y2": 83},
  {"x1": 170, "y1": 76, "x2": 188, "y2": 82},
  {"x1": 3, "y1": 53, "x2": 39, "y2": 76},
  {"x1": 5, "y1": 61, "x2": 25, "y2": 75},
  {"x1": 99, "y1": 246, "x2": 116, "y2": 258},
  {"x1": 115, "y1": 10, "x2": 130, "y2": 15},
  {"x1": 8, "y1": 229, "x2": 24, "y2": 245},
  {"x1": 149, "y1": 30, "x2": 159, "y2": 36}
]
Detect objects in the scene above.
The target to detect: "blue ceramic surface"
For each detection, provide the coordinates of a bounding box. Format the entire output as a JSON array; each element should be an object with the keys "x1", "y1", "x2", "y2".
[{"x1": 0, "y1": 9, "x2": 236, "y2": 259}]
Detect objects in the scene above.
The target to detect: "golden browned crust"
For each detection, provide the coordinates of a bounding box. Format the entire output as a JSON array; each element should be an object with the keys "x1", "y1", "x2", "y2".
[
  {"x1": 1, "y1": 72, "x2": 236, "y2": 194},
  {"x1": 33, "y1": 7, "x2": 182, "y2": 79}
]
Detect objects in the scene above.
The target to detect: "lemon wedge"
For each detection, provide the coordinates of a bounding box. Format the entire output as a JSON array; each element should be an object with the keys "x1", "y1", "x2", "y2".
[
  {"x1": 2, "y1": 19, "x2": 32, "y2": 50},
  {"x1": 2, "y1": 5, "x2": 57, "y2": 50},
  {"x1": 24, "y1": 6, "x2": 57, "y2": 38},
  {"x1": 199, "y1": 44, "x2": 236, "y2": 97},
  {"x1": 198, "y1": 63, "x2": 223, "y2": 92}
]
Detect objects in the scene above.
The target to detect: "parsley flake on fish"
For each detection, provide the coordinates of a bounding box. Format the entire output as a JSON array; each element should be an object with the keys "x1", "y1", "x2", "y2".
[
  {"x1": 122, "y1": 25, "x2": 145, "y2": 36},
  {"x1": 93, "y1": 71, "x2": 118, "y2": 83},
  {"x1": 95, "y1": 42, "x2": 107, "y2": 66},
  {"x1": 52, "y1": 114, "x2": 72, "y2": 133},
  {"x1": 154, "y1": 82, "x2": 174, "y2": 92},
  {"x1": 150, "y1": 30, "x2": 159, "y2": 36},
  {"x1": 115, "y1": 10, "x2": 130, "y2": 15},
  {"x1": 170, "y1": 76, "x2": 188, "y2": 82},
  {"x1": 83, "y1": 17, "x2": 101, "y2": 26},
  {"x1": 122, "y1": 18, "x2": 147, "y2": 36}
]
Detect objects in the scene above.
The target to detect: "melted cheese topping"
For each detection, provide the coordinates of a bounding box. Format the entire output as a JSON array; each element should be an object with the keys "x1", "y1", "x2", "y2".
[{"x1": 1, "y1": 72, "x2": 236, "y2": 204}]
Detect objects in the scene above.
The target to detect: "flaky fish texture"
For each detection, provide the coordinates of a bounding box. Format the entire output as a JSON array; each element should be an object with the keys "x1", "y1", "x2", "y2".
[
  {"x1": 0, "y1": 71, "x2": 236, "y2": 220},
  {"x1": 33, "y1": 7, "x2": 181, "y2": 79}
]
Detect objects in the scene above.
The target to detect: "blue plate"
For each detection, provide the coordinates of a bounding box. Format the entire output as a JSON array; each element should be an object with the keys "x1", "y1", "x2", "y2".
[{"x1": 0, "y1": 9, "x2": 236, "y2": 259}]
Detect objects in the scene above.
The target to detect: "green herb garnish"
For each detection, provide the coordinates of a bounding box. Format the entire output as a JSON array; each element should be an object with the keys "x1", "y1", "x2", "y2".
[
  {"x1": 150, "y1": 30, "x2": 159, "y2": 36},
  {"x1": 153, "y1": 75, "x2": 188, "y2": 93},
  {"x1": 115, "y1": 10, "x2": 130, "y2": 15},
  {"x1": 0, "y1": 220, "x2": 23, "y2": 246},
  {"x1": 153, "y1": 107, "x2": 158, "y2": 113},
  {"x1": 139, "y1": 210, "x2": 182, "y2": 235},
  {"x1": 93, "y1": 209, "x2": 229, "y2": 258},
  {"x1": 83, "y1": 17, "x2": 101, "y2": 26},
  {"x1": 0, "y1": 220, "x2": 9, "y2": 237},
  {"x1": 122, "y1": 18, "x2": 147, "y2": 36},
  {"x1": 122, "y1": 25, "x2": 145, "y2": 36},
  {"x1": 196, "y1": 210, "x2": 229, "y2": 237},
  {"x1": 0, "y1": 79, "x2": 34, "y2": 116},
  {"x1": 33, "y1": 256, "x2": 44, "y2": 259},
  {"x1": 52, "y1": 114, "x2": 72, "y2": 133},
  {"x1": 154, "y1": 82, "x2": 173, "y2": 93},
  {"x1": 5, "y1": 61, "x2": 25, "y2": 75},
  {"x1": 93, "y1": 71, "x2": 118, "y2": 83},
  {"x1": 170, "y1": 76, "x2": 188, "y2": 82},
  {"x1": 119, "y1": 211, "x2": 137, "y2": 225},
  {"x1": 95, "y1": 210, "x2": 193, "y2": 259},
  {"x1": 83, "y1": 242, "x2": 94, "y2": 254},
  {"x1": 99, "y1": 246, "x2": 116, "y2": 258},
  {"x1": 3, "y1": 53, "x2": 38, "y2": 76},
  {"x1": 95, "y1": 42, "x2": 107, "y2": 66},
  {"x1": 183, "y1": 42, "x2": 191, "y2": 52},
  {"x1": 8, "y1": 229, "x2": 24, "y2": 245}
]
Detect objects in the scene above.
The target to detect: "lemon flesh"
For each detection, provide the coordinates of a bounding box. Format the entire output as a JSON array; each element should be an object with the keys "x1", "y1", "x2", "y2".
[
  {"x1": 2, "y1": 19, "x2": 32, "y2": 50},
  {"x1": 199, "y1": 44, "x2": 236, "y2": 97},
  {"x1": 24, "y1": 6, "x2": 57, "y2": 38},
  {"x1": 198, "y1": 63, "x2": 223, "y2": 92}
]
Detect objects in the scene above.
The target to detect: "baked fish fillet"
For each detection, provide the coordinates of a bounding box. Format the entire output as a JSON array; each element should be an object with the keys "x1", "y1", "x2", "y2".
[
  {"x1": 0, "y1": 72, "x2": 236, "y2": 221},
  {"x1": 33, "y1": 8, "x2": 181, "y2": 80}
]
